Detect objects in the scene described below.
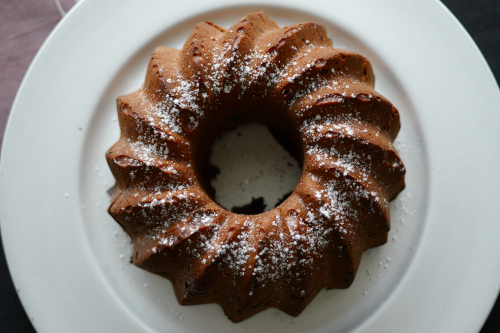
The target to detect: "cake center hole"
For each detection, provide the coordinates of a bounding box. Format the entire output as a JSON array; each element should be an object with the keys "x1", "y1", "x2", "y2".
[{"x1": 209, "y1": 123, "x2": 302, "y2": 214}]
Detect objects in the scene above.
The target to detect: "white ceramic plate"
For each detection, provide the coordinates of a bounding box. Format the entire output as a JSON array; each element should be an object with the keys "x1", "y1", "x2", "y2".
[{"x1": 1, "y1": 0, "x2": 499, "y2": 332}]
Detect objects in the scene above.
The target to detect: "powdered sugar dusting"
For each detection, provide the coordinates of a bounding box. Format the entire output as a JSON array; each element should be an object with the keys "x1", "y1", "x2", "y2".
[{"x1": 127, "y1": 138, "x2": 169, "y2": 166}]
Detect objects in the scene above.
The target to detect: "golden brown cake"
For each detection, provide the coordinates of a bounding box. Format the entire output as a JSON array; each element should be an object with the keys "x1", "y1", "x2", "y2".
[{"x1": 106, "y1": 12, "x2": 405, "y2": 322}]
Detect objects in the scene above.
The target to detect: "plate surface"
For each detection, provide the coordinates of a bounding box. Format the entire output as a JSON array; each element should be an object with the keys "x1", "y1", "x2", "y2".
[{"x1": 1, "y1": 0, "x2": 499, "y2": 332}]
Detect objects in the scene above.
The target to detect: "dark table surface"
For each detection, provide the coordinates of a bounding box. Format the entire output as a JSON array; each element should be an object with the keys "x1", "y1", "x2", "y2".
[{"x1": 1, "y1": 0, "x2": 499, "y2": 331}]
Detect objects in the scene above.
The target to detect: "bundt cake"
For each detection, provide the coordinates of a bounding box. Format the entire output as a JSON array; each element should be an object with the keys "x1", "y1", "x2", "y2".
[{"x1": 106, "y1": 12, "x2": 405, "y2": 322}]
